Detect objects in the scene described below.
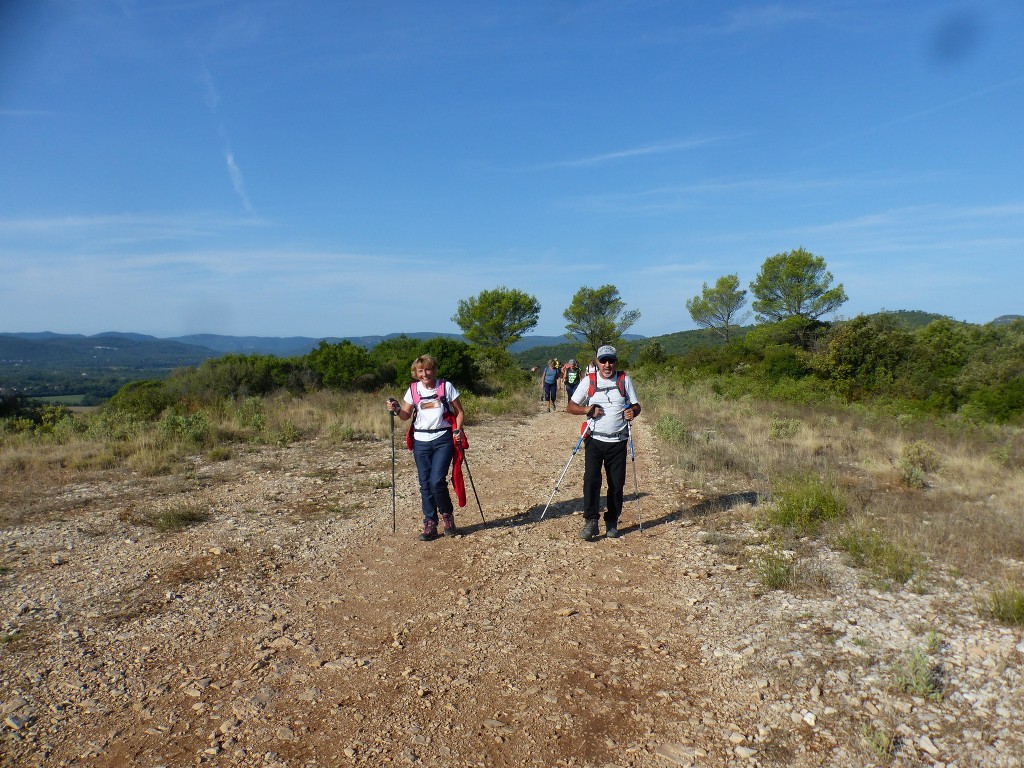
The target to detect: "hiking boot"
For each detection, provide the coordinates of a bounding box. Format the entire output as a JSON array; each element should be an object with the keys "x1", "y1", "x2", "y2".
[
  {"x1": 579, "y1": 519, "x2": 599, "y2": 541},
  {"x1": 440, "y1": 512, "x2": 457, "y2": 537},
  {"x1": 419, "y1": 519, "x2": 438, "y2": 541},
  {"x1": 605, "y1": 526, "x2": 621, "y2": 539}
]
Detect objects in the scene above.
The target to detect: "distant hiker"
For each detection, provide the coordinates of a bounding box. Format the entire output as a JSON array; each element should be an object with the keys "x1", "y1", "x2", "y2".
[
  {"x1": 540, "y1": 359, "x2": 561, "y2": 412},
  {"x1": 566, "y1": 345, "x2": 641, "y2": 541},
  {"x1": 386, "y1": 355, "x2": 466, "y2": 541},
  {"x1": 563, "y1": 359, "x2": 582, "y2": 405},
  {"x1": 586, "y1": 359, "x2": 598, "y2": 375}
]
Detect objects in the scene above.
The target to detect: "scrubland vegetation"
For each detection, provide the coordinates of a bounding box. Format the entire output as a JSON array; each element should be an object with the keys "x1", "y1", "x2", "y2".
[{"x1": 3, "y1": 313, "x2": 1024, "y2": 626}]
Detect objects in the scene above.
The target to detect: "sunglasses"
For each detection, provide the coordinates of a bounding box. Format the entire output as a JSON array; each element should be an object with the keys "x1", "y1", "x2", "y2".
[{"x1": 598, "y1": 357, "x2": 617, "y2": 363}]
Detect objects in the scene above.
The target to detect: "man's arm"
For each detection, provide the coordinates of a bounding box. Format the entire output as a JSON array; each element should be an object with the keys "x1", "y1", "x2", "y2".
[{"x1": 566, "y1": 399, "x2": 589, "y2": 416}]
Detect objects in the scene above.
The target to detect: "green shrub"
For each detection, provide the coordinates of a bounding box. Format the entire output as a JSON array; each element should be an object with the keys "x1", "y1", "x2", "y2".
[
  {"x1": 654, "y1": 414, "x2": 688, "y2": 444},
  {"x1": 754, "y1": 548, "x2": 794, "y2": 590},
  {"x1": 987, "y1": 584, "x2": 1024, "y2": 626},
  {"x1": 899, "y1": 440, "x2": 942, "y2": 488},
  {"x1": 891, "y1": 647, "x2": 943, "y2": 700},
  {"x1": 158, "y1": 412, "x2": 210, "y2": 445},
  {"x1": 108, "y1": 379, "x2": 176, "y2": 421},
  {"x1": 766, "y1": 474, "x2": 846, "y2": 535},
  {"x1": 141, "y1": 502, "x2": 211, "y2": 531},
  {"x1": 206, "y1": 446, "x2": 232, "y2": 462},
  {"x1": 232, "y1": 397, "x2": 266, "y2": 433},
  {"x1": 834, "y1": 523, "x2": 924, "y2": 587},
  {"x1": 0, "y1": 417, "x2": 35, "y2": 436},
  {"x1": 85, "y1": 409, "x2": 145, "y2": 441},
  {"x1": 305, "y1": 341, "x2": 378, "y2": 391},
  {"x1": 861, "y1": 726, "x2": 895, "y2": 759},
  {"x1": 769, "y1": 415, "x2": 801, "y2": 439}
]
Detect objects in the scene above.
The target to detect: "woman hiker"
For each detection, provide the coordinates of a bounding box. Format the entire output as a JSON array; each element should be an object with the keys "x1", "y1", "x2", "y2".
[
  {"x1": 540, "y1": 358, "x2": 561, "y2": 412},
  {"x1": 387, "y1": 355, "x2": 466, "y2": 541}
]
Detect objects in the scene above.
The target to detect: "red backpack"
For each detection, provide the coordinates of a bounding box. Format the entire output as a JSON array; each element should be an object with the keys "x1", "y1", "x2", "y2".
[{"x1": 586, "y1": 371, "x2": 627, "y2": 399}]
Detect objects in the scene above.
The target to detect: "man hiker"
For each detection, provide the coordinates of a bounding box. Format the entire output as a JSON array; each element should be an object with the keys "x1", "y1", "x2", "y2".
[{"x1": 566, "y1": 345, "x2": 640, "y2": 540}]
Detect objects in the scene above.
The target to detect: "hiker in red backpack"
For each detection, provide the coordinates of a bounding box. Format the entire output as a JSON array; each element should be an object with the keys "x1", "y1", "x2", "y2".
[
  {"x1": 565, "y1": 345, "x2": 641, "y2": 541},
  {"x1": 386, "y1": 355, "x2": 466, "y2": 541}
]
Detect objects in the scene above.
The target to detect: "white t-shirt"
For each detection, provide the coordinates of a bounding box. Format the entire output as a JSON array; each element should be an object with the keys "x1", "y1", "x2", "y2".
[
  {"x1": 403, "y1": 380, "x2": 461, "y2": 442},
  {"x1": 570, "y1": 371, "x2": 639, "y2": 442}
]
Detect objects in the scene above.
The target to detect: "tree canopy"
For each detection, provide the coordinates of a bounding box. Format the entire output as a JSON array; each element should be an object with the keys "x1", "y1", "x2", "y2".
[
  {"x1": 563, "y1": 284, "x2": 640, "y2": 358},
  {"x1": 452, "y1": 286, "x2": 541, "y2": 350},
  {"x1": 750, "y1": 248, "x2": 847, "y2": 324},
  {"x1": 686, "y1": 273, "x2": 748, "y2": 342},
  {"x1": 750, "y1": 248, "x2": 847, "y2": 348}
]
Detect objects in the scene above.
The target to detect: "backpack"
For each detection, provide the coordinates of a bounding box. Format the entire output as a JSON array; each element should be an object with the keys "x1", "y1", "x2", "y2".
[
  {"x1": 410, "y1": 378, "x2": 450, "y2": 411},
  {"x1": 405, "y1": 379, "x2": 452, "y2": 450},
  {"x1": 586, "y1": 370, "x2": 628, "y2": 400}
]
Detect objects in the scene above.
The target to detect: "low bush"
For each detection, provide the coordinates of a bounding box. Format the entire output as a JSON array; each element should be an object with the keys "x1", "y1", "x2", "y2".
[
  {"x1": 987, "y1": 583, "x2": 1024, "y2": 626},
  {"x1": 833, "y1": 522, "x2": 925, "y2": 588},
  {"x1": 890, "y1": 646, "x2": 944, "y2": 700},
  {"x1": 898, "y1": 440, "x2": 942, "y2": 488},
  {"x1": 765, "y1": 474, "x2": 846, "y2": 535}
]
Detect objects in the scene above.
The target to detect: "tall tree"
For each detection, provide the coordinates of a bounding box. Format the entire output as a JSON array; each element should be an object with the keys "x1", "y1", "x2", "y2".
[
  {"x1": 750, "y1": 248, "x2": 847, "y2": 347},
  {"x1": 751, "y1": 248, "x2": 847, "y2": 323},
  {"x1": 686, "y1": 273, "x2": 748, "y2": 342},
  {"x1": 452, "y1": 287, "x2": 541, "y2": 350},
  {"x1": 563, "y1": 284, "x2": 640, "y2": 357}
]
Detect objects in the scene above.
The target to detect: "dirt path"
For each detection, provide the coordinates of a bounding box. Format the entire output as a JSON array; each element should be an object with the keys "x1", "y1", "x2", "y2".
[{"x1": 4, "y1": 404, "x2": 1022, "y2": 766}]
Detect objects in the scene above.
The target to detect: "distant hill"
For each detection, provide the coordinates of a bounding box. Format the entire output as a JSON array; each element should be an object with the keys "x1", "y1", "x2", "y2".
[
  {"x1": 991, "y1": 315, "x2": 1024, "y2": 326},
  {"x1": 871, "y1": 310, "x2": 949, "y2": 330},
  {"x1": 0, "y1": 333, "x2": 216, "y2": 368},
  {"x1": 0, "y1": 333, "x2": 220, "y2": 401}
]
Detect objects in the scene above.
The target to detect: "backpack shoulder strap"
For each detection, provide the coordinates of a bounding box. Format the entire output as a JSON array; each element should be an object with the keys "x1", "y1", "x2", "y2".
[
  {"x1": 587, "y1": 371, "x2": 628, "y2": 399},
  {"x1": 411, "y1": 379, "x2": 450, "y2": 410}
]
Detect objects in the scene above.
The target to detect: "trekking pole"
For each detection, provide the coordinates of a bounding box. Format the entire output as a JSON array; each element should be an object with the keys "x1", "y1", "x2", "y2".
[
  {"x1": 540, "y1": 420, "x2": 593, "y2": 520},
  {"x1": 461, "y1": 453, "x2": 487, "y2": 525},
  {"x1": 388, "y1": 401, "x2": 397, "y2": 534},
  {"x1": 627, "y1": 419, "x2": 642, "y2": 532}
]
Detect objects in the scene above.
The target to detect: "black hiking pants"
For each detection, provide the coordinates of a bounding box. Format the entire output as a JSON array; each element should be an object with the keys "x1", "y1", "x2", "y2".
[{"x1": 582, "y1": 438, "x2": 628, "y2": 527}]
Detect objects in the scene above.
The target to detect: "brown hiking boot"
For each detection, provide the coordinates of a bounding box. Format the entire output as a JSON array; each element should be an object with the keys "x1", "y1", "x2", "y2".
[{"x1": 440, "y1": 512, "x2": 457, "y2": 537}]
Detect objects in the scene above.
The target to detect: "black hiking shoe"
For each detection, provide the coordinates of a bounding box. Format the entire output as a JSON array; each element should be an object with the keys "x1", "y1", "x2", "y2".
[
  {"x1": 419, "y1": 519, "x2": 438, "y2": 541},
  {"x1": 605, "y1": 526, "x2": 621, "y2": 539},
  {"x1": 579, "y1": 519, "x2": 599, "y2": 541}
]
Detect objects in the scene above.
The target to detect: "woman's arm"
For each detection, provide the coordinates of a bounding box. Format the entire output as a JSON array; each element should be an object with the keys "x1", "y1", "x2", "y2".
[{"x1": 451, "y1": 398, "x2": 465, "y2": 432}]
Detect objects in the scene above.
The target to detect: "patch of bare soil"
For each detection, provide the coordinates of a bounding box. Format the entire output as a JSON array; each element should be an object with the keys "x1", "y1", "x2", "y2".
[{"x1": 2, "y1": 406, "x2": 1022, "y2": 767}]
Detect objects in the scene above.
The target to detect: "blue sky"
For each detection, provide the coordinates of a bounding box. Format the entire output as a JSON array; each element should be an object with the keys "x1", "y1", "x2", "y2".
[{"x1": 2, "y1": 1, "x2": 1022, "y2": 339}]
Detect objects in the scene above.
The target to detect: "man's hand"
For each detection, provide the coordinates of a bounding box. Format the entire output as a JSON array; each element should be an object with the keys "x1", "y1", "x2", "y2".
[{"x1": 586, "y1": 405, "x2": 603, "y2": 420}]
